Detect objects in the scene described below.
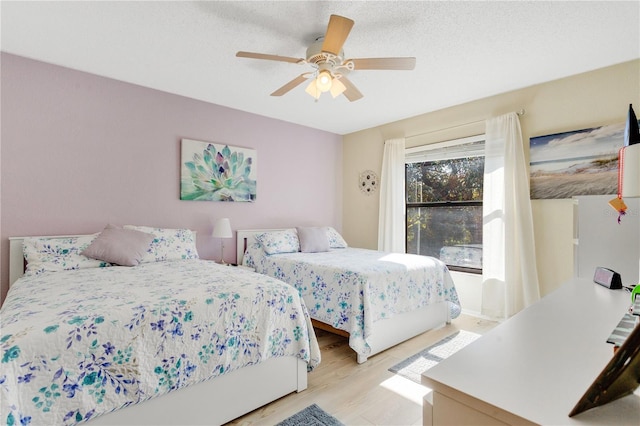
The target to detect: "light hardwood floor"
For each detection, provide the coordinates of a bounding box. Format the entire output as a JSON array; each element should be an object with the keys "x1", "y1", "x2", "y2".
[{"x1": 228, "y1": 314, "x2": 498, "y2": 426}]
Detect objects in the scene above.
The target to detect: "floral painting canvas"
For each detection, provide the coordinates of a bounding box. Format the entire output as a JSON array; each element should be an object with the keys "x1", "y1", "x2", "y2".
[
  {"x1": 529, "y1": 121, "x2": 637, "y2": 199},
  {"x1": 180, "y1": 139, "x2": 257, "y2": 202}
]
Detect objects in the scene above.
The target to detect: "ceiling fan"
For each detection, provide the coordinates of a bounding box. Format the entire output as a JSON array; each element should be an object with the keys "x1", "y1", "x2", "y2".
[{"x1": 236, "y1": 14, "x2": 416, "y2": 102}]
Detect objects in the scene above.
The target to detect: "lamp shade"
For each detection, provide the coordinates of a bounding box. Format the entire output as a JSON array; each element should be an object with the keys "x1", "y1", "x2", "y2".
[
  {"x1": 316, "y1": 70, "x2": 332, "y2": 92},
  {"x1": 305, "y1": 80, "x2": 321, "y2": 100},
  {"x1": 330, "y1": 78, "x2": 346, "y2": 98},
  {"x1": 212, "y1": 218, "x2": 232, "y2": 238},
  {"x1": 622, "y1": 144, "x2": 640, "y2": 198}
]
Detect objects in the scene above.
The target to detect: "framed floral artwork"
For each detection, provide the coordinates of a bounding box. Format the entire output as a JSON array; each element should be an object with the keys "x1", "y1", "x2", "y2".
[{"x1": 180, "y1": 138, "x2": 257, "y2": 202}]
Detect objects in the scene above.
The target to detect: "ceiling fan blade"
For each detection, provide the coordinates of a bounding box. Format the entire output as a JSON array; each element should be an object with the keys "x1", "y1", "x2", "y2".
[
  {"x1": 270, "y1": 74, "x2": 309, "y2": 96},
  {"x1": 321, "y1": 15, "x2": 354, "y2": 56},
  {"x1": 236, "y1": 51, "x2": 304, "y2": 64},
  {"x1": 349, "y1": 57, "x2": 416, "y2": 70},
  {"x1": 339, "y1": 76, "x2": 363, "y2": 102}
]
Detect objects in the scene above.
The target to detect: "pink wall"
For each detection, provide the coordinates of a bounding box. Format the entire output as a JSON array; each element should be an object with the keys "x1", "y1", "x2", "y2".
[{"x1": 0, "y1": 53, "x2": 343, "y2": 304}]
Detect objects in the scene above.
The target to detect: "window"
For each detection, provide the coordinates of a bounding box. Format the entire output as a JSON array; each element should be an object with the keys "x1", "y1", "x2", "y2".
[{"x1": 405, "y1": 135, "x2": 484, "y2": 273}]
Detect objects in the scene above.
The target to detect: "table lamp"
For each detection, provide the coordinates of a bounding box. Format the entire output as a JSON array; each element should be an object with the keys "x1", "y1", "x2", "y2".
[{"x1": 212, "y1": 218, "x2": 232, "y2": 265}]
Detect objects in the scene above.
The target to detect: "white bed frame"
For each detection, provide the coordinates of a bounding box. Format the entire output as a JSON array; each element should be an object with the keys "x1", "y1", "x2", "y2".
[
  {"x1": 8, "y1": 236, "x2": 308, "y2": 425},
  {"x1": 236, "y1": 229, "x2": 451, "y2": 364}
]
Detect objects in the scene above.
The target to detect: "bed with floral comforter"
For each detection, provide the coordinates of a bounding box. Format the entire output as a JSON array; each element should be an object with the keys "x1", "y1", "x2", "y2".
[
  {"x1": 243, "y1": 244, "x2": 461, "y2": 360},
  {"x1": 0, "y1": 259, "x2": 320, "y2": 426}
]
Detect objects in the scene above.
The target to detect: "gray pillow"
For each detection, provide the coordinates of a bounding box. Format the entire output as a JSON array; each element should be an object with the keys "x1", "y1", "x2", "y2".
[
  {"x1": 296, "y1": 226, "x2": 330, "y2": 253},
  {"x1": 82, "y1": 224, "x2": 155, "y2": 266}
]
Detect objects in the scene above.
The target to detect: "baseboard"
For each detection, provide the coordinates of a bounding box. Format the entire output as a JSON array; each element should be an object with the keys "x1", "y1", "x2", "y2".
[{"x1": 459, "y1": 308, "x2": 502, "y2": 323}]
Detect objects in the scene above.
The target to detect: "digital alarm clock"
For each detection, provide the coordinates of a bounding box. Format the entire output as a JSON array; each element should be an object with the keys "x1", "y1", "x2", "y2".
[{"x1": 593, "y1": 267, "x2": 622, "y2": 289}]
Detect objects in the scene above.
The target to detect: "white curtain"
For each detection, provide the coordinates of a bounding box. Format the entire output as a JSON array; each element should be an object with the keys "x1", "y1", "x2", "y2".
[
  {"x1": 378, "y1": 138, "x2": 406, "y2": 252},
  {"x1": 482, "y1": 112, "x2": 540, "y2": 319}
]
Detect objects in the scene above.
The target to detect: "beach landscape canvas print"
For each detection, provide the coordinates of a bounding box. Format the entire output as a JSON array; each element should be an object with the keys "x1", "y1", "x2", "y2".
[{"x1": 529, "y1": 121, "x2": 638, "y2": 199}]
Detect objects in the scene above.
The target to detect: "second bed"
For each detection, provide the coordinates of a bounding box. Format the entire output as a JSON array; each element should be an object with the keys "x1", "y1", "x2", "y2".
[{"x1": 237, "y1": 227, "x2": 461, "y2": 363}]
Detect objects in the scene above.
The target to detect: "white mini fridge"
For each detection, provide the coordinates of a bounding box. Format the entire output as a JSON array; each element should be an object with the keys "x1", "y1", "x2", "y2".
[{"x1": 574, "y1": 194, "x2": 640, "y2": 288}]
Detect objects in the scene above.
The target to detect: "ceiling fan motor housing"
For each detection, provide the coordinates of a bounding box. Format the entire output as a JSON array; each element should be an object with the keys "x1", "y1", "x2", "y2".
[{"x1": 306, "y1": 39, "x2": 343, "y2": 68}]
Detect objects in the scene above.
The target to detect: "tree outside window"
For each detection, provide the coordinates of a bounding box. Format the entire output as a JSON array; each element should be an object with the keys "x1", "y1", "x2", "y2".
[{"x1": 405, "y1": 144, "x2": 484, "y2": 272}]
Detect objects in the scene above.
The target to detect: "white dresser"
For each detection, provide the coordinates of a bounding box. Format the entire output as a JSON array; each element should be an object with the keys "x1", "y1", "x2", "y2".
[{"x1": 422, "y1": 278, "x2": 640, "y2": 425}]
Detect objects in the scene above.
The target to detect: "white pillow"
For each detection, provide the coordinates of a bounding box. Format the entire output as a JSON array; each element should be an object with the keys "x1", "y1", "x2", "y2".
[
  {"x1": 326, "y1": 227, "x2": 348, "y2": 248},
  {"x1": 23, "y1": 234, "x2": 110, "y2": 276},
  {"x1": 256, "y1": 229, "x2": 300, "y2": 255},
  {"x1": 123, "y1": 225, "x2": 199, "y2": 263}
]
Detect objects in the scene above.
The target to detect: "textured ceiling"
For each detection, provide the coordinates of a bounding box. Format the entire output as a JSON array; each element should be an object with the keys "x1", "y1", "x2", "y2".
[{"x1": 2, "y1": 1, "x2": 639, "y2": 135}]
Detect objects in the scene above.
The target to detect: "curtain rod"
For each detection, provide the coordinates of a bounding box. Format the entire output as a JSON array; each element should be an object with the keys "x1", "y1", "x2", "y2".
[{"x1": 405, "y1": 108, "x2": 525, "y2": 140}]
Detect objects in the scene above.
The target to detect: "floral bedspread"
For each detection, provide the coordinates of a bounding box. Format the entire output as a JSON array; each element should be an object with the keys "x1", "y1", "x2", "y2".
[
  {"x1": 243, "y1": 246, "x2": 461, "y2": 357},
  {"x1": 0, "y1": 260, "x2": 320, "y2": 426}
]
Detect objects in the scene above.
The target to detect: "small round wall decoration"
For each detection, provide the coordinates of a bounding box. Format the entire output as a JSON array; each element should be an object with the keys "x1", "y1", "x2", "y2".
[{"x1": 359, "y1": 170, "x2": 378, "y2": 195}]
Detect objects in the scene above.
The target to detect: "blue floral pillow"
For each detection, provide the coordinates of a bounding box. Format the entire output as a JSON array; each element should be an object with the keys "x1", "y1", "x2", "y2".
[
  {"x1": 123, "y1": 225, "x2": 199, "y2": 263},
  {"x1": 326, "y1": 227, "x2": 348, "y2": 248},
  {"x1": 256, "y1": 229, "x2": 300, "y2": 255},
  {"x1": 23, "y1": 234, "x2": 111, "y2": 276}
]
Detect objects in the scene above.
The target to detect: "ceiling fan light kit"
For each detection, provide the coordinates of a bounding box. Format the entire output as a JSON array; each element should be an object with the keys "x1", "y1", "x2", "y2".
[
  {"x1": 316, "y1": 70, "x2": 333, "y2": 92},
  {"x1": 236, "y1": 14, "x2": 416, "y2": 102},
  {"x1": 305, "y1": 68, "x2": 347, "y2": 101}
]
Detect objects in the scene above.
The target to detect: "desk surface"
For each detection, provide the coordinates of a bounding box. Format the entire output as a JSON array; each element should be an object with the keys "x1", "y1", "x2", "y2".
[{"x1": 422, "y1": 278, "x2": 640, "y2": 425}]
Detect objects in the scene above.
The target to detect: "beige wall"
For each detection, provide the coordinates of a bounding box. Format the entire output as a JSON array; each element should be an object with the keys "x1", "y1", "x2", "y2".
[{"x1": 342, "y1": 59, "x2": 640, "y2": 297}]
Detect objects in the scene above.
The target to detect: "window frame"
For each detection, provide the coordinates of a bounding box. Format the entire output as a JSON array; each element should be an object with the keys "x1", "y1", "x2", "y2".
[{"x1": 405, "y1": 134, "x2": 485, "y2": 274}]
